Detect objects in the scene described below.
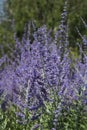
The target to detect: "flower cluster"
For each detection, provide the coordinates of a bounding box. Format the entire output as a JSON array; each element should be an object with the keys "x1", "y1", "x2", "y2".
[{"x1": 0, "y1": 0, "x2": 87, "y2": 129}]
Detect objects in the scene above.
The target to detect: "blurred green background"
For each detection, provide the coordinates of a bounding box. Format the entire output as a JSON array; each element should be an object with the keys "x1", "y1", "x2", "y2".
[{"x1": 0, "y1": 0, "x2": 87, "y2": 52}]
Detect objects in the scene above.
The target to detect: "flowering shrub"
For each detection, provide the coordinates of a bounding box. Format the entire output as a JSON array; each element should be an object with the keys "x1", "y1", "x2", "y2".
[{"x1": 0, "y1": 1, "x2": 87, "y2": 130}]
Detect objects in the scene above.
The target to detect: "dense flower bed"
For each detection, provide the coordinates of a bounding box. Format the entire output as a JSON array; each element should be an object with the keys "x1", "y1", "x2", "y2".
[{"x1": 0, "y1": 1, "x2": 87, "y2": 130}]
